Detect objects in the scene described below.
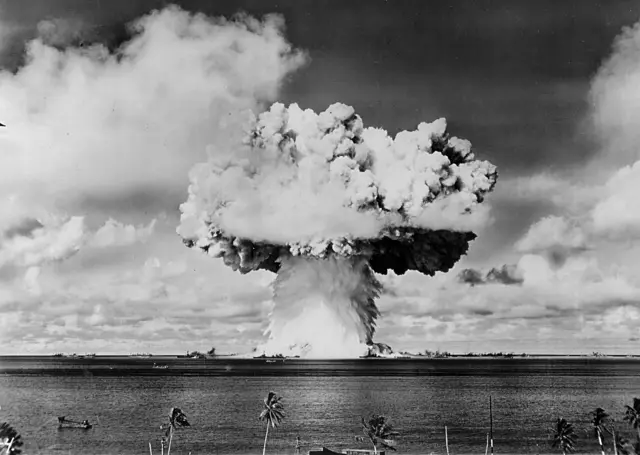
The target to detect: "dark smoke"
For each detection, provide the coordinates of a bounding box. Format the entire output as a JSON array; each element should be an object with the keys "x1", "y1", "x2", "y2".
[{"x1": 458, "y1": 264, "x2": 523, "y2": 286}]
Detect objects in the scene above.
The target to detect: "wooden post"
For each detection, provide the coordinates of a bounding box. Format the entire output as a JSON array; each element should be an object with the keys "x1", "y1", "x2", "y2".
[
  {"x1": 445, "y1": 425, "x2": 450, "y2": 455},
  {"x1": 489, "y1": 396, "x2": 494, "y2": 455}
]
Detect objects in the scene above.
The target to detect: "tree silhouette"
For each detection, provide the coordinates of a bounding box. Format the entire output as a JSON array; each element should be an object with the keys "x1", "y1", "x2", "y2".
[
  {"x1": 361, "y1": 414, "x2": 399, "y2": 454},
  {"x1": 160, "y1": 407, "x2": 190, "y2": 455},
  {"x1": 591, "y1": 407, "x2": 610, "y2": 455},
  {"x1": 624, "y1": 398, "x2": 640, "y2": 442},
  {"x1": 0, "y1": 423, "x2": 23, "y2": 455},
  {"x1": 259, "y1": 392, "x2": 284, "y2": 455},
  {"x1": 550, "y1": 418, "x2": 577, "y2": 455}
]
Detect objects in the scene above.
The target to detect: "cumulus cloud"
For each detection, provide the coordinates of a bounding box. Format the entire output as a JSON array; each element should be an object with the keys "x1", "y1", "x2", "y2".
[
  {"x1": 0, "y1": 254, "x2": 272, "y2": 354},
  {"x1": 0, "y1": 5, "x2": 306, "y2": 213},
  {"x1": 590, "y1": 20, "x2": 640, "y2": 168},
  {"x1": 0, "y1": 214, "x2": 158, "y2": 278},
  {"x1": 384, "y1": 251, "x2": 640, "y2": 330},
  {"x1": 441, "y1": 20, "x2": 640, "y2": 352},
  {"x1": 0, "y1": 215, "x2": 85, "y2": 268},
  {"x1": 0, "y1": 5, "x2": 316, "y2": 354},
  {"x1": 495, "y1": 173, "x2": 598, "y2": 211},
  {"x1": 590, "y1": 161, "x2": 640, "y2": 237},
  {"x1": 571, "y1": 19, "x2": 640, "y2": 241},
  {"x1": 496, "y1": 18, "x2": 640, "y2": 265},
  {"x1": 90, "y1": 218, "x2": 156, "y2": 248},
  {"x1": 515, "y1": 215, "x2": 590, "y2": 267}
]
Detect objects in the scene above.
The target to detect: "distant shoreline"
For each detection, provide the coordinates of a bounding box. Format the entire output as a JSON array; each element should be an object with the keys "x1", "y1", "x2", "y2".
[{"x1": 2, "y1": 353, "x2": 639, "y2": 359}]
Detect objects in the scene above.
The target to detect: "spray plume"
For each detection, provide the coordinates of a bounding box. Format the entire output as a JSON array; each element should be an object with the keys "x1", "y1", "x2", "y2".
[{"x1": 178, "y1": 102, "x2": 498, "y2": 358}]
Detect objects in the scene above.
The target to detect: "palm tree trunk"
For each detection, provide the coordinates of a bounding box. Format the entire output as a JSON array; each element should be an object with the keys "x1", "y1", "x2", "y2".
[
  {"x1": 445, "y1": 426, "x2": 449, "y2": 455},
  {"x1": 613, "y1": 428, "x2": 618, "y2": 455},
  {"x1": 262, "y1": 423, "x2": 270, "y2": 455},
  {"x1": 149, "y1": 442, "x2": 153, "y2": 455},
  {"x1": 373, "y1": 443, "x2": 377, "y2": 455},
  {"x1": 597, "y1": 429, "x2": 605, "y2": 455},
  {"x1": 167, "y1": 428, "x2": 174, "y2": 455}
]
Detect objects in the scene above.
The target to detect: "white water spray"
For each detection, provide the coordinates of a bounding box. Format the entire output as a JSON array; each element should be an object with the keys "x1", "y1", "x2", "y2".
[{"x1": 258, "y1": 256, "x2": 381, "y2": 358}]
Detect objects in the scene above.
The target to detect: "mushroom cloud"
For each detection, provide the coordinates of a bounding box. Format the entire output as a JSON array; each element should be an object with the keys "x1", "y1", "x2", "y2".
[{"x1": 178, "y1": 102, "x2": 498, "y2": 358}]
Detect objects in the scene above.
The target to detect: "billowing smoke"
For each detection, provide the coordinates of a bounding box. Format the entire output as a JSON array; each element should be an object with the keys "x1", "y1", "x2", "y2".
[{"x1": 179, "y1": 102, "x2": 497, "y2": 358}]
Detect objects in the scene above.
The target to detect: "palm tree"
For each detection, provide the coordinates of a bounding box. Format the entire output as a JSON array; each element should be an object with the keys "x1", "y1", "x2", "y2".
[
  {"x1": 611, "y1": 424, "x2": 620, "y2": 455},
  {"x1": 161, "y1": 407, "x2": 190, "y2": 455},
  {"x1": 624, "y1": 398, "x2": 640, "y2": 441},
  {"x1": 551, "y1": 418, "x2": 577, "y2": 455},
  {"x1": 615, "y1": 434, "x2": 636, "y2": 455},
  {"x1": 591, "y1": 407, "x2": 610, "y2": 455},
  {"x1": 361, "y1": 414, "x2": 400, "y2": 454},
  {"x1": 0, "y1": 423, "x2": 23, "y2": 455},
  {"x1": 259, "y1": 392, "x2": 284, "y2": 455}
]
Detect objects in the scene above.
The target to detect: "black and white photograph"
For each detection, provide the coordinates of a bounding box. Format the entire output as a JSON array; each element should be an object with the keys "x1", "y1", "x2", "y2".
[{"x1": 2, "y1": 0, "x2": 640, "y2": 454}]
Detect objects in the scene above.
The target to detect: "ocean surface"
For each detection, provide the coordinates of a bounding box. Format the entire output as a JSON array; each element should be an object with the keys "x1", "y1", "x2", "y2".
[{"x1": 1, "y1": 356, "x2": 639, "y2": 455}]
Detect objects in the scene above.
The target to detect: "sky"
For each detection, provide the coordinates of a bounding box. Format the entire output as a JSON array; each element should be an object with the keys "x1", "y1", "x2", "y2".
[{"x1": 2, "y1": 0, "x2": 640, "y2": 355}]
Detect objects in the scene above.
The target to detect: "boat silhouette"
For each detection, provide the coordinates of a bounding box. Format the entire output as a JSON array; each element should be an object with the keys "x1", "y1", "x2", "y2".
[{"x1": 57, "y1": 416, "x2": 92, "y2": 429}]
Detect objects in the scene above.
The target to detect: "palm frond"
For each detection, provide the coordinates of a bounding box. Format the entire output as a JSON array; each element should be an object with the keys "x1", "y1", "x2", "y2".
[
  {"x1": 624, "y1": 403, "x2": 640, "y2": 430},
  {"x1": 169, "y1": 408, "x2": 190, "y2": 429},
  {"x1": 259, "y1": 391, "x2": 285, "y2": 428},
  {"x1": 550, "y1": 418, "x2": 577, "y2": 453},
  {"x1": 361, "y1": 414, "x2": 400, "y2": 451},
  {"x1": 591, "y1": 407, "x2": 611, "y2": 436},
  {"x1": 616, "y1": 435, "x2": 634, "y2": 455},
  {"x1": 0, "y1": 422, "x2": 23, "y2": 455}
]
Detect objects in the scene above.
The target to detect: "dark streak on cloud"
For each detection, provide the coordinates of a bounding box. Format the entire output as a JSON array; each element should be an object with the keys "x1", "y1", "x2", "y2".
[
  {"x1": 458, "y1": 264, "x2": 524, "y2": 286},
  {"x1": 2, "y1": 218, "x2": 43, "y2": 239}
]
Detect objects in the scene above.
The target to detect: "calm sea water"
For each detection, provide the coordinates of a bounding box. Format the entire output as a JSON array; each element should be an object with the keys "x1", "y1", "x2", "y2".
[{"x1": 1, "y1": 357, "x2": 640, "y2": 455}]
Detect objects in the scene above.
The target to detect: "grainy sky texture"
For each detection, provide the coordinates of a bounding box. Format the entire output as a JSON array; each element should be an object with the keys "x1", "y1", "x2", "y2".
[{"x1": 2, "y1": 0, "x2": 640, "y2": 355}]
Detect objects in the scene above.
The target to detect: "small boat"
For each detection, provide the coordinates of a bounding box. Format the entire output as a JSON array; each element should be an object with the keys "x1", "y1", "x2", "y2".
[
  {"x1": 153, "y1": 363, "x2": 169, "y2": 369},
  {"x1": 265, "y1": 360, "x2": 277, "y2": 363},
  {"x1": 57, "y1": 416, "x2": 92, "y2": 430}
]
